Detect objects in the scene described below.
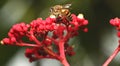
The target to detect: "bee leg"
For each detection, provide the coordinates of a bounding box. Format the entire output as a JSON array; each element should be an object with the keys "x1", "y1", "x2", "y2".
[
  {"x1": 56, "y1": 17, "x2": 63, "y2": 23},
  {"x1": 67, "y1": 16, "x2": 72, "y2": 21}
]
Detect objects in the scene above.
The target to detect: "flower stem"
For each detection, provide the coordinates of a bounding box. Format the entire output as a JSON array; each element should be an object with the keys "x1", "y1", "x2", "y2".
[
  {"x1": 103, "y1": 45, "x2": 120, "y2": 66},
  {"x1": 30, "y1": 34, "x2": 42, "y2": 46},
  {"x1": 43, "y1": 47, "x2": 62, "y2": 60},
  {"x1": 59, "y1": 40, "x2": 70, "y2": 66},
  {"x1": 16, "y1": 43, "x2": 39, "y2": 47}
]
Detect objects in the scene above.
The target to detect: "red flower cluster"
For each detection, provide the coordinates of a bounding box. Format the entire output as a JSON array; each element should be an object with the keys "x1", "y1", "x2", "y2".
[
  {"x1": 103, "y1": 18, "x2": 120, "y2": 66},
  {"x1": 110, "y1": 18, "x2": 120, "y2": 37},
  {"x1": 1, "y1": 14, "x2": 88, "y2": 66}
]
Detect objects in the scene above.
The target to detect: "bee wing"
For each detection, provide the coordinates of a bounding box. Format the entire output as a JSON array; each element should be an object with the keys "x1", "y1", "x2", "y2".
[{"x1": 63, "y1": 4, "x2": 71, "y2": 8}]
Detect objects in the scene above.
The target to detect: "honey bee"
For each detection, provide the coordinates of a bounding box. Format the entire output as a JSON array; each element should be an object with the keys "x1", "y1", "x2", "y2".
[{"x1": 50, "y1": 4, "x2": 72, "y2": 21}]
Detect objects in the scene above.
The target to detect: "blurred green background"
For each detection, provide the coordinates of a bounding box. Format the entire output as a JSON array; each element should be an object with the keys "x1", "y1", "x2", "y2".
[{"x1": 0, "y1": 0, "x2": 120, "y2": 66}]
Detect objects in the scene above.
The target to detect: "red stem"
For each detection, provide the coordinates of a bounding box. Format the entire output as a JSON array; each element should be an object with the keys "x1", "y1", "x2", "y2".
[
  {"x1": 29, "y1": 34, "x2": 62, "y2": 61},
  {"x1": 16, "y1": 43, "x2": 39, "y2": 47},
  {"x1": 59, "y1": 40, "x2": 70, "y2": 66},
  {"x1": 30, "y1": 34, "x2": 42, "y2": 46},
  {"x1": 43, "y1": 47, "x2": 62, "y2": 61},
  {"x1": 103, "y1": 45, "x2": 120, "y2": 66}
]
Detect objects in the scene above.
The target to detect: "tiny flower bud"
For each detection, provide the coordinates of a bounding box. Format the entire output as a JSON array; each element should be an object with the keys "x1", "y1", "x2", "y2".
[
  {"x1": 83, "y1": 20, "x2": 88, "y2": 25},
  {"x1": 117, "y1": 31, "x2": 120, "y2": 37},
  {"x1": 11, "y1": 37, "x2": 16, "y2": 43},
  {"x1": 83, "y1": 28, "x2": 88, "y2": 32},
  {"x1": 50, "y1": 15, "x2": 56, "y2": 18},
  {"x1": 77, "y1": 14, "x2": 84, "y2": 19},
  {"x1": 0, "y1": 41, "x2": 4, "y2": 45},
  {"x1": 110, "y1": 18, "x2": 120, "y2": 27},
  {"x1": 2, "y1": 38, "x2": 11, "y2": 44}
]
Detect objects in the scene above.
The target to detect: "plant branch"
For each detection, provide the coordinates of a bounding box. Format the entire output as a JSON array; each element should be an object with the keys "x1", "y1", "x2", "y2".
[
  {"x1": 103, "y1": 45, "x2": 120, "y2": 66},
  {"x1": 59, "y1": 40, "x2": 70, "y2": 66}
]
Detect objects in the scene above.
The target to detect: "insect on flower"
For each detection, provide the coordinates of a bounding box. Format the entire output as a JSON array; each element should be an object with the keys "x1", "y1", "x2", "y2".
[
  {"x1": 0, "y1": 3, "x2": 89, "y2": 66},
  {"x1": 50, "y1": 4, "x2": 72, "y2": 21}
]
